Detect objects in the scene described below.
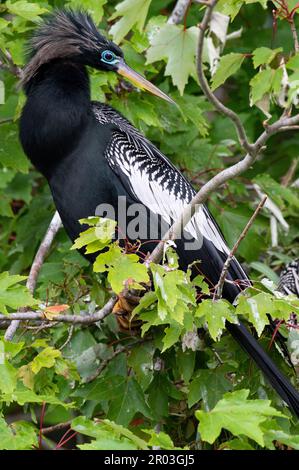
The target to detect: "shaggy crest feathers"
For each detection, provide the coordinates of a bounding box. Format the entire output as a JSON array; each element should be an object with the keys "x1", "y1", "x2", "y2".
[{"x1": 21, "y1": 9, "x2": 121, "y2": 86}]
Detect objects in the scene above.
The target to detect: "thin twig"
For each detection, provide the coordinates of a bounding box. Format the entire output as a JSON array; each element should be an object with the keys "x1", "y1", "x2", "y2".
[
  {"x1": 41, "y1": 420, "x2": 72, "y2": 435},
  {"x1": 277, "y1": 125, "x2": 299, "y2": 132},
  {"x1": 215, "y1": 196, "x2": 267, "y2": 299},
  {"x1": 59, "y1": 325, "x2": 75, "y2": 350},
  {"x1": 0, "y1": 49, "x2": 23, "y2": 79},
  {"x1": 84, "y1": 345, "x2": 127, "y2": 383},
  {"x1": 4, "y1": 212, "x2": 62, "y2": 341},
  {"x1": 281, "y1": 157, "x2": 298, "y2": 187}
]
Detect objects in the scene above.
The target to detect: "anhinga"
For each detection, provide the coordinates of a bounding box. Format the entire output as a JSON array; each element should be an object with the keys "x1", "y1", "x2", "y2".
[{"x1": 19, "y1": 10, "x2": 299, "y2": 417}]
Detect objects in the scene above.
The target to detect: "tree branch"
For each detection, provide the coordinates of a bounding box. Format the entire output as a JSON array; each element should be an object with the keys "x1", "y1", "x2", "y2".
[
  {"x1": 4, "y1": 211, "x2": 62, "y2": 340},
  {"x1": 0, "y1": 49, "x2": 23, "y2": 79},
  {"x1": 215, "y1": 196, "x2": 267, "y2": 299},
  {"x1": 0, "y1": 295, "x2": 117, "y2": 324},
  {"x1": 196, "y1": 0, "x2": 254, "y2": 154},
  {"x1": 27, "y1": 211, "x2": 62, "y2": 293},
  {"x1": 290, "y1": 17, "x2": 299, "y2": 53},
  {"x1": 168, "y1": 0, "x2": 191, "y2": 25},
  {"x1": 41, "y1": 421, "x2": 72, "y2": 435}
]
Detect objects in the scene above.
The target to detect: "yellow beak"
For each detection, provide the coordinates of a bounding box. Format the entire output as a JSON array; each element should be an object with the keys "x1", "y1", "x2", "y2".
[{"x1": 116, "y1": 60, "x2": 176, "y2": 105}]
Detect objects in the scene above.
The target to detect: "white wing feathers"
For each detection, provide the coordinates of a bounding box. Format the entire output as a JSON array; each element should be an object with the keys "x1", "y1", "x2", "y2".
[{"x1": 93, "y1": 103, "x2": 230, "y2": 255}]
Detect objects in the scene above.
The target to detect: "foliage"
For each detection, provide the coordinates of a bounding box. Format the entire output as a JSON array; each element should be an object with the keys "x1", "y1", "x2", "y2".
[{"x1": 0, "y1": 0, "x2": 299, "y2": 451}]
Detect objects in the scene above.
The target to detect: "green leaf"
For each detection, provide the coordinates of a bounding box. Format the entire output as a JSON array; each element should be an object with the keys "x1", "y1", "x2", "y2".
[
  {"x1": 211, "y1": 53, "x2": 245, "y2": 91},
  {"x1": 147, "y1": 373, "x2": 169, "y2": 417},
  {"x1": 195, "y1": 299, "x2": 238, "y2": 341},
  {"x1": 0, "y1": 417, "x2": 37, "y2": 450},
  {"x1": 262, "y1": 420, "x2": 299, "y2": 450},
  {"x1": 6, "y1": 0, "x2": 48, "y2": 20},
  {"x1": 188, "y1": 368, "x2": 232, "y2": 410},
  {"x1": 1, "y1": 339, "x2": 24, "y2": 358},
  {"x1": 176, "y1": 349, "x2": 196, "y2": 383},
  {"x1": 250, "y1": 261, "x2": 279, "y2": 283},
  {"x1": 110, "y1": 0, "x2": 152, "y2": 44},
  {"x1": 30, "y1": 347, "x2": 61, "y2": 374},
  {"x1": 249, "y1": 68, "x2": 282, "y2": 105},
  {"x1": 72, "y1": 217, "x2": 116, "y2": 254},
  {"x1": 0, "y1": 167, "x2": 15, "y2": 190},
  {"x1": 217, "y1": 0, "x2": 268, "y2": 20},
  {"x1": 0, "y1": 81, "x2": 4, "y2": 105},
  {"x1": 220, "y1": 437, "x2": 255, "y2": 450},
  {"x1": 0, "y1": 271, "x2": 36, "y2": 314},
  {"x1": 93, "y1": 244, "x2": 149, "y2": 293},
  {"x1": 72, "y1": 375, "x2": 127, "y2": 401},
  {"x1": 236, "y1": 290, "x2": 299, "y2": 336},
  {"x1": 235, "y1": 292, "x2": 270, "y2": 336},
  {"x1": 196, "y1": 389, "x2": 285, "y2": 446},
  {"x1": 0, "y1": 360, "x2": 17, "y2": 394},
  {"x1": 66, "y1": 0, "x2": 107, "y2": 23},
  {"x1": 0, "y1": 19, "x2": 10, "y2": 32},
  {"x1": 147, "y1": 24, "x2": 199, "y2": 95},
  {"x1": 72, "y1": 416, "x2": 148, "y2": 450},
  {"x1": 252, "y1": 47, "x2": 282, "y2": 68},
  {"x1": 175, "y1": 94, "x2": 210, "y2": 137},
  {"x1": 1, "y1": 389, "x2": 74, "y2": 408},
  {"x1": 286, "y1": 52, "x2": 299, "y2": 71},
  {"x1": 0, "y1": 123, "x2": 30, "y2": 173},
  {"x1": 127, "y1": 342, "x2": 154, "y2": 390},
  {"x1": 108, "y1": 377, "x2": 153, "y2": 426},
  {"x1": 143, "y1": 429, "x2": 175, "y2": 449},
  {"x1": 151, "y1": 264, "x2": 196, "y2": 323},
  {"x1": 162, "y1": 324, "x2": 182, "y2": 352},
  {"x1": 0, "y1": 196, "x2": 14, "y2": 217},
  {"x1": 254, "y1": 174, "x2": 299, "y2": 209}
]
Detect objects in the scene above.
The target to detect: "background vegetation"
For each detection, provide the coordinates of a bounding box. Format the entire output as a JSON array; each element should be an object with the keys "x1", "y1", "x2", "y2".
[{"x1": 0, "y1": 0, "x2": 299, "y2": 450}]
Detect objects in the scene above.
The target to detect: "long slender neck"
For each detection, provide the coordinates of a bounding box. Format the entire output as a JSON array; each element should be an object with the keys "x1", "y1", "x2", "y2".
[{"x1": 20, "y1": 61, "x2": 91, "y2": 178}]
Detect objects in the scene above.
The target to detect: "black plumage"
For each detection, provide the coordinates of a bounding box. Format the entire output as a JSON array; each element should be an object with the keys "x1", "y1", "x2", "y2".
[{"x1": 19, "y1": 10, "x2": 299, "y2": 417}]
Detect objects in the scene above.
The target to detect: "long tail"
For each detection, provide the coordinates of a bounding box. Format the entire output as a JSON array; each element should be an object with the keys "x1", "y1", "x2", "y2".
[
  {"x1": 177, "y1": 218, "x2": 299, "y2": 417},
  {"x1": 227, "y1": 321, "x2": 299, "y2": 418}
]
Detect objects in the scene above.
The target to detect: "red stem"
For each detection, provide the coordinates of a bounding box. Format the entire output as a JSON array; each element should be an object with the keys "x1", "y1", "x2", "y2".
[
  {"x1": 56, "y1": 431, "x2": 78, "y2": 449},
  {"x1": 38, "y1": 402, "x2": 46, "y2": 450},
  {"x1": 268, "y1": 319, "x2": 283, "y2": 351}
]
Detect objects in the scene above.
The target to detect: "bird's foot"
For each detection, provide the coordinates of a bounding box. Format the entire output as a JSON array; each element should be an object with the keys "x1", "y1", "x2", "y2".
[{"x1": 112, "y1": 290, "x2": 142, "y2": 331}]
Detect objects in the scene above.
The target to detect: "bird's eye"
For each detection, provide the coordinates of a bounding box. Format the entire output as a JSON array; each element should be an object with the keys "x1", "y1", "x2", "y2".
[{"x1": 101, "y1": 50, "x2": 118, "y2": 65}]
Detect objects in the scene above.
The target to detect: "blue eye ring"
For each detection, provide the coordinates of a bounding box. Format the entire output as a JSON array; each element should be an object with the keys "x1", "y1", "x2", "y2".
[{"x1": 101, "y1": 50, "x2": 119, "y2": 65}]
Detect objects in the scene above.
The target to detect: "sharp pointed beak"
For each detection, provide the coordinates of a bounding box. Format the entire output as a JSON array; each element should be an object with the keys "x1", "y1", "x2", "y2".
[{"x1": 116, "y1": 60, "x2": 176, "y2": 105}]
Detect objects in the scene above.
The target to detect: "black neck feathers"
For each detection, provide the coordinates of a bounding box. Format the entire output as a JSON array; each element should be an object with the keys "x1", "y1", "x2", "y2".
[{"x1": 19, "y1": 60, "x2": 91, "y2": 177}]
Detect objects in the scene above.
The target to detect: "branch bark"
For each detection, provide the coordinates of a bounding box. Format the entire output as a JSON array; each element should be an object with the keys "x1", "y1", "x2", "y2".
[
  {"x1": 0, "y1": 295, "x2": 117, "y2": 324},
  {"x1": 168, "y1": 0, "x2": 191, "y2": 25},
  {"x1": 290, "y1": 18, "x2": 299, "y2": 53}
]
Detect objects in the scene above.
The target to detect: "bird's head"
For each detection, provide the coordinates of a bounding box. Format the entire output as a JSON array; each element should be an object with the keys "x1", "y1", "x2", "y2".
[{"x1": 21, "y1": 9, "x2": 174, "y2": 104}]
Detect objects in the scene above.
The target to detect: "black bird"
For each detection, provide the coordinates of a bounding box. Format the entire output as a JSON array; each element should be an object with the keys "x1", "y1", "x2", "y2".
[{"x1": 19, "y1": 10, "x2": 299, "y2": 417}]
